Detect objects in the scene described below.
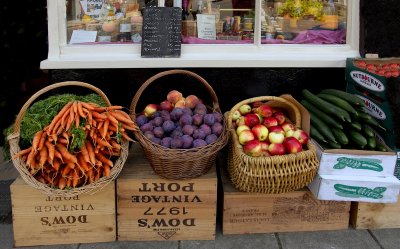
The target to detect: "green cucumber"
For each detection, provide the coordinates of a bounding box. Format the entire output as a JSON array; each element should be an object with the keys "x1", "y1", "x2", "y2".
[
  {"x1": 332, "y1": 128, "x2": 349, "y2": 145},
  {"x1": 309, "y1": 112, "x2": 337, "y2": 143},
  {"x1": 362, "y1": 125, "x2": 375, "y2": 137},
  {"x1": 359, "y1": 113, "x2": 387, "y2": 131},
  {"x1": 349, "y1": 122, "x2": 362, "y2": 131},
  {"x1": 367, "y1": 136, "x2": 376, "y2": 150},
  {"x1": 328, "y1": 140, "x2": 341, "y2": 149},
  {"x1": 376, "y1": 143, "x2": 388, "y2": 152},
  {"x1": 310, "y1": 125, "x2": 327, "y2": 143},
  {"x1": 317, "y1": 93, "x2": 359, "y2": 117},
  {"x1": 320, "y1": 89, "x2": 364, "y2": 106},
  {"x1": 348, "y1": 130, "x2": 368, "y2": 149},
  {"x1": 301, "y1": 100, "x2": 343, "y2": 129}
]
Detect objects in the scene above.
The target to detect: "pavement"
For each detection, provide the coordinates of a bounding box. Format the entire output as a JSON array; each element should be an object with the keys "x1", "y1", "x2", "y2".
[{"x1": 1, "y1": 150, "x2": 400, "y2": 249}]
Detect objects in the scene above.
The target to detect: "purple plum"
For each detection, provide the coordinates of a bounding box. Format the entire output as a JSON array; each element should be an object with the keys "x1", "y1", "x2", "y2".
[
  {"x1": 153, "y1": 127, "x2": 165, "y2": 138},
  {"x1": 212, "y1": 122, "x2": 223, "y2": 136},
  {"x1": 193, "y1": 129, "x2": 206, "y2": 140},
  {"x1": 160, "y1": 110, "x2": 171, "y2": 121},
  {"x1": 193, "y1": 139, "x2": 207, "y2": 148},
  {"x1": 170, "y1": 137, "x2": 183, "y2": 149},
  {"x1": 153, "y1": 117, "x2": 163, "y2": 127},
  {"x1": 151, "y1": 137, "x2": 161, "y2": 145},
  {"x1": 213, "y1": 112, "x2": 223, "y2": 123},
  {"x1": 192, "y1": 114, "x2": 204, "y2": 126},
  {"x1": 200, "y1": 124, "x2": 211, "y2": 136},
  {"x1": 171, "y1": 127, "x2": 183, "y2": 138},
  {"x1": 203, "y1": 114, "x2": 215, "y2": 126},
  {"x1": 136, "y1": 115, "x2": 148, "y2": 127},
  {"x1": 179, "y1": 114, "x2": 193, "y2": 126},
  {"x1": 161, "y1": 137, "x2": 172, "y2": 148},
  {"x1": 182, "y1": 135, "x2": 193, "y2": 149},
  {"x1": 140, "y1": 123, "x2": 154, "y2": 132},
  {"x1": 170, "y1": 108, "x2": 184, "y2": 121},
  {"x1": 205, "y1": 134, "x2": 218, "y2": 144},
  {"x1": 182, "y1": 107, "x2": 193, "y2": 116},
  {"x1": 162, "y1": 120, "x2": 175, "y2": 133},
  {"x1": 182, "y1": 125, "x2": 194, "y2": 136},
  {"x1": 144, "y1": 131, "x2": 154, "y2": 140}
]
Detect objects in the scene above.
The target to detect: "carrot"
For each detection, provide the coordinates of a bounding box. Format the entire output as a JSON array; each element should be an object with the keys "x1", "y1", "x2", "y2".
[
  {"x1": 37, "y1": 176, "x2": 46, "y2": 184},
  {"x1": 54, "y1": 150, "x2": 63, "y2": 163},
  {"x1": 60, "y1": 105, "x2": 71, "y2": 129},
  {"x1": 39, "y1": 146, "x2": 48, "y2": 168},
  {"x1": 52, "y1": 159, "x2": 61, "y2": 171},
  {"x1": 57, "y1": 138, "x2": 69, "y2": 145},
  {"x1": 58, "y1": 177, "x2": 66, "y2": 190},
  {"x1": 77, "y1": 102, "x2": 86, "y2": 118},
  {"x1": 97, "y1": 120, "x2": 104, "y2": 131},
  {"x1": 62, "y1": 164, "x2": 72, "y2": 177},
  {"x1": 87, "y1": 168, "x2": 94, "y2": 183},
  {"x1": 77, "y1": 154, "x2": 90, "y2": 172},
  {"x1": 103, "y1": 150, "x2": 121, "y2": 156},
  {"x1": 121, "y1": 132, "x2": 134, "y2": 142},
  {"x1": 26, "y1": 149, "x2": 36, "y2": 167},
  {"x1": 45, "y1": 141, "x2": 55, "y2": 164},
  {"x1": 66, "y1": 176, "x2": 72, "y2": 188},
  {"x1": 110, "y1": 140, "x2": 121, "y2": 151},
  {"x1": 95, "y1": 152, "x2": 113, "y2": 167},
  {"x1": 65, "y1": 107, "x2": 75, "y2": 131},
  {"x1": 109, "y1": 111, "x2": 133, "y2": 125},
  {"x1": 102, "y1": 119, "x2": 109, "y2": 139},
  {"x1": 122, "y1": 123, "x2": 138, "y2": 131},
  {"x1": 92, "y1": 111, "x2": 107, "y2": 120},
  {"x1": 32, "y1": 130, "x2": 44, "y2": 152},
  {"x1": 56, "y1": 144, "x2": 78, "y2": 164},
  {"x1": 95, "y1": 168, "x2": 102, "y2": 181},
  {"x1": 37, "y1": 132, "x2": 47, "y2": 151},
  {"x1": 47, "y1": 102, "x2": 73, "y2": 135},
  {"x1": 72, "y1": 171, "x2": 80, "y2": 188},
  {"x1": 81, "y1": 102, "x2": 96, "y2": 110},
  {"x1": 93, "y1": 106, "x2": 123, "y2": 112},
  {"x1": 103, "y1": 165, "x2": 111, "y2": 177},
  {"x1": 96, "y1": 137, "x2": 112, "y2": 148},
  {"x1": 12, "y1": 147, "x2": 32, "y2": 159}
]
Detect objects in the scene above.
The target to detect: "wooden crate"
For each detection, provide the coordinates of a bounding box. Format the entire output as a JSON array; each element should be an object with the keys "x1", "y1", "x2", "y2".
[
  {"x1": 117, "y1": 144, "x2": 217, "y2": 241},
  {"x1": 350, "y1": 200, "x2": 400, "y2": 229},
  {"x1": 10, "y1": 177, "x2": 116, "y2": 247},
  {"x1": 222, "y1": 170, "x2": 350, "y2": 234}
]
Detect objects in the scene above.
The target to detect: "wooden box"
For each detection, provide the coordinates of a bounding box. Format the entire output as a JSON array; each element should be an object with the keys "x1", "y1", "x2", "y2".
[
  {"x1": 222, "y1": 170, "x2": 351, "y2": 234},
  {"x1": 117, "y1": 144, "x2": 217, "y2": 241},
  {"x1": 350, "y1": 199, "x2": 400, "y2": 229},
  {"x1": 10, "y1": 177, "x2": 116, "y2": 247}
]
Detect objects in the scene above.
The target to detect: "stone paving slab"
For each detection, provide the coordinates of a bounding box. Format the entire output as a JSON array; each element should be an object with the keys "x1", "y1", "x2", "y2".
[
  {"x1": 278, "y1": 228, "x2": 382, "y2": 249},
  {"x1": 79, "y1": 241, "x2": 179, "y2": 249},
  {"x1": 369, "y1": 228, "x2": 400, "y2": 249}
]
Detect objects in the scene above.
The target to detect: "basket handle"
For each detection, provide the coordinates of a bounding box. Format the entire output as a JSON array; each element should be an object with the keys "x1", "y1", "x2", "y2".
[
  {"x1": 227, "y1": 96, "x2": 302, "y2": 129},
  {"x1": 130, "y1": 70, "x2": 221, "y2": 116},
  {"x1": 9, "y1": 81, "x2": 111, "y2": 139}
]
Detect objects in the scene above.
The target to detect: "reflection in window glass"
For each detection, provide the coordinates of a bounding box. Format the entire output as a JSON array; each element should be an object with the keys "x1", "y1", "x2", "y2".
[{"x1": 261, "y1": 0, "x2": 347, "y2": 44}]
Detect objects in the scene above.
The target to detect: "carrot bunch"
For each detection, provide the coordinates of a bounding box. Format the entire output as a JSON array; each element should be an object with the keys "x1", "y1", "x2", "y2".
[{"x1": 13, "y1": 101, "x2": 137, "y2": 190}]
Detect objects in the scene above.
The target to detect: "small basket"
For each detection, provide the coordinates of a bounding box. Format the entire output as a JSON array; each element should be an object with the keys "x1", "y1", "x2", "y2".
[
  {"x1": 130, "y1": 70, "x2": 229, "y2": 180},
  {"x1": 227, "y1": 96, "x2": 319, "y2": 194},
  {"x1": 7, "y1": 81, "x2": 129, "y2": 197}
]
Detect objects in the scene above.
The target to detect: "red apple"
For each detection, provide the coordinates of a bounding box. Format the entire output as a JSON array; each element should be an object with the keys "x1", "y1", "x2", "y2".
[
  {"x1": 283, "y1": 137, "x2": 303, "y2": 154},
  {"x1": 252, "y1": 124, "x2": 269, "y2": 141},
  {"x1": 244, "y1": 114, "x2": 260, "y2": 127},
  {"x1": 293, "y1": 129, "x2": 309, "y2": 145},
  {"x1": 252, "y1": 101, "x2": 264, "y2": 108},
  {"x1": 232, "y1": 110, "x2": 242, "y2": 121},
  {"x1": 281, "y1": 122, "x2": 296, "y2": 132},
  {"x1": 268, "y1": 131, "x2": 285, "y2": 144},
  {"x1": 268, "y1": 126, "x2": 285, "y2": 134},
  {"x1": 262, "y1": 117, "x2": 278, "y2": 128},
  {"x1": 236, "y1": 125, "x2": 250, "y2": 136},
  {"x1": 239, "y1": 104, "x2": 252, "y2": 115},
  {"x1": 261, "y1": 150, "x2": 271, "y2": 157},
  {"x1": 238, "y1": 130, "x2": 255, "y2": 145},
  {"x1": 260, "y1": 141, "x2": 270, "y2": 151},
  {"x1": 273, "y1": 112, "x2": 286, "y2": 125},
  {"x1": 285, "y1": 129, "x2": 296, "y2": 138},
  {"x1": 392, "y1": 71, "x2": 399, "y2": 77},
  {"x1": 268, "y1": 143, "x2": 286, "y2": 156},
  {"x1": 243, "y1": 140, "x2": 263, "y2": 157},
  {"x1": 143, "y1": 104, "x2": 158, "y2": 117},
  {"x1": 167, "y1": 90, "x2": 183, "y2": 105},
  {"x1": 159, "y1": 100, "x2": 173, "y2": 112},
  {"x1": 253, "y1": 104, "x2": 273, "y2": 118},
  {"x1": 185, "y1": 95, "x2": 200, "y2": 109}
]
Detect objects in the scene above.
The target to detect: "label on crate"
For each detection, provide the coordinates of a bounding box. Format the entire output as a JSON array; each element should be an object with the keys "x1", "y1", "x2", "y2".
[
  {"x1": 356, "y1": 94, "x2": 386, "y2": 120},
  {"x1": 350, "y1": 70, "x2": 385, "y2": 92}
]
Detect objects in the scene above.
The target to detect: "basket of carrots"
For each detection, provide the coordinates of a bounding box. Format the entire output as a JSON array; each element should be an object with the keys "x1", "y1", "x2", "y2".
[{"x1": 7, "y1": 81, "x2": 136, "y2": 197}]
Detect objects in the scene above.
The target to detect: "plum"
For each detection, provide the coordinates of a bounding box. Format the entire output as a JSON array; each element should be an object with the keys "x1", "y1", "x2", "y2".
[
  {"x1": 193, "y1": 129, "x2": 206, "y2": 140},
  {"x1": 200, "y1": 124, "x2": 211, "y2": 136},
  {"x1": 162, "y1": 120, "x2": 175, "y2": 133},
  {"x1": 144, "y1": 131, "x2": 154, "y2": 140},
  {"x1": 171, "y1": 127, "x2": 183, "y2": 138},
  {"x1": 194, "y1": 108, "x2": 207, "y2": 116},
  {"x1": 182, "y1": 107, "x2": 193, "y2": 116},
  {"x1": 195, "y1": 103, "x2": 207, "y2": 111},
  {"x1": 192, "y1": 114, "x2": 204, "y2": 126},
  {"x1": 193, "y1": 139, "x2": 207, "y2": 148},
  {"x1": 205, "y1": 134, "x2": 218, "y2": 144},
  {"x1": 161, "y1": 137, "x2": 172, "y2": 148},
  {"x1": 203, "y1": 114, "x2": 215, "y2": 126},
  {"x1": 136, "y1": 115, "x2": 148, "y2": 127},
  {"x1": 170, "y1": 137, "x2": 183, "y2": 149},
  {"x1": 151, "y1": 137, "x2": 161, "y2": 145},
  {"x1": 152, "y1": 111, "x2": 162, "y2": 118},
  {"x1": 153, "y1": 127, "x2": 165, "y2": 138},
  {"x1": 140, "y1": 123, "x2": 154, "y2": 132},
  {"x1": 160, "y1": 110, "x2": 171, "y2": 121},
  {"x1": 170, "y1": 108, "x2": 184, "y2": 121},
  {"x1": 213, "y1": 112, "x2": 223, "y2": 123},
  {"x1": 182, "y1": 125, "x2": 194, "y2": 136},
  {"x1": 182, "y1": 135, "x2": 194, "y2": 149},
  {"x1": 212, "y1": 122, "x2": 223, "y2": 136},
  {"x1": 153, "y1": 117, "x2": 163, "y2": 127},
  {"x1": 179, "y1": 114, "x2": 193, "y2": 126}
]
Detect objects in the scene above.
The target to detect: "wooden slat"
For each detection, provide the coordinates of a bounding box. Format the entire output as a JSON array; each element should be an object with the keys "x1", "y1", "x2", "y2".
[{"x1": 350, "y1": 200, "x2": 400, "y2": 229}]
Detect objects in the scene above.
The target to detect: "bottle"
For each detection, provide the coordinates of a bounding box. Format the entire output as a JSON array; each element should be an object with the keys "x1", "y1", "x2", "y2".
[
  {"x1": 193, "y1": 0, "x2": 204, "y2": 20},
  {"x1": 182, "y1": 0, "x2": 191, "y2": 20},
  {"x1": 119, "y1": 16, "x2": 132, "y2": 42}
]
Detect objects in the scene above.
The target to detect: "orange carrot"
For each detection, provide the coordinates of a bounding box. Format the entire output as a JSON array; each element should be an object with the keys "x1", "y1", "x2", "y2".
[
  {"x1": 121, "y1": 132, "x2": 134, "y2": 142},
  {"x1": 102, "y1": 119, "x2": 109, "y2": 139},
  {"x1": 66, "y1": 176, "x2": 72, "y2": 188},
  {"x1": 45, "y1": 141, "x2": 55, "y2": 163},
  {"x1": 92, "y1": 111, "x2": 107, "y2": 120},
  {"x1": 39, "y1": 146, "x2": 48, "y2": 168},
  {"x1": 96, "y1": 137, "x2": 112, "y2": 148},
  {"x1": 47, "y1": 102, "x2": 73, "y2": 135},
  {"x1": 12, "y1": 147, "x2": 32, "y2": 159},
  {"x1": 62, "y1": 165, "x2": 72, "y2": 177},
  {"x1": 109, "y1": 111, "x2": 133, "y2": 125},
  {"x1": 65, "y1": 107, "x2": 75, "y2": 131},
  {"x1": 122, "y1": 123, "x2": 138, "y2": 131},
  {"x1": 110, "y1": 140, "x2": 121, "y2": 151},
  {"x1": 32, "y1": 130, "x2": 44, "y2": 152},
  {"x1": 93, "y1": 106, "x2": 123, "y2": 112},
  {"x1": 56, "y1": 144, "x2": 78, "y2": 164},
  {"x1": 60, "y1": 105, "x2": 71, "y2": 129},
  {"x1": 81, "y1": 102, "x2": 96, "y2": 110},
  {"x1": 54, "y1": 150, "x2": 63, "y2": 163},
  {"x1": 95, "y1": 152, "x2": 113, "y2": 167},
  {"x1": 57, "y1": 138, "x2": 69, "y2": 145},
  {"x1": 37, "y1": 132, "x2": 47, "y2": 151},
  {"x1": 103, "y1": 165, "x2": 111, "y2": 177},
  {"x1": 58, "y1": 177, "x2": 66, "y2": 190},
  {"x1": 77, "y1": 102, "x2": 86, "y2": 118},
  {"x1": 80, "y1": 142, "x2": 90, "y2": 163},
  {"x1": 77, "y1": 154, "x2": 90, "y2": 172},
  {"x1": 72, "y1": 171, "x2": 80, "y2": 188},
  {"x1": 87, "y1": 168, "x2": 94, "y2": 183},
  {"x1": 52, "y1": 159, "x2": 61, "y2": 171},
  {"x1": 26, "y1": 149, "x2": 36, "y2": 167}
]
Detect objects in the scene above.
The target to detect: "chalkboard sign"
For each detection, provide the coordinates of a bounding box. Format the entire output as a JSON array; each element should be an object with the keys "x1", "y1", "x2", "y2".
[{"x1": 141, "y1": 7, "x2": 182, "y2": 58}]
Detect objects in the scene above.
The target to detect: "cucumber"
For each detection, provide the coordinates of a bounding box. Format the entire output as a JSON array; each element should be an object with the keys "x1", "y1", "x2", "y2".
[
  {"x1": 359, "y1": 113, "x2": 387, "y2": 131},
  {"x1": 328, "y1": 140, "x2": 341, "y2": 149},
  {"x1": 309, "y1": 111, "x2": 337, "y2": 143},
  {"x1": 301, "y1": 100, "x2": 343, "y2": 129},
  {"x1": 348, "y1": 130, "x2": 368, "y2": 149},
  {"x1": 376, "y1": 143, "x2": 388, "y2": 152},
  {"x1": 317, "y1": 93, "x2": 359, "y2": 116},
  {"x1": 367, "y1": 136, "x2": 376, "y2": 150},
  {"x1": 332, "y1": 128, "x2": 349, "y2": 145},
  {"x1": 320, "y1": 89, "x2": 364, "y2": 106},
  {"x1": 310, "y1": 125, "x2": 327, "y2": 143},
  {"x1": 349, "y1": 122, "x2": 362, "y2": 131},
  {"x1": 302, "y1": 89, "x2": 351, "y2": 122},
  {"x1": 362, "y1": 124, "x2": 375, "y2": 137}
]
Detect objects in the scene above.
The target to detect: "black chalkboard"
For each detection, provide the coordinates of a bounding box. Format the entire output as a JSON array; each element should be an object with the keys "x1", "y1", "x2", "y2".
[{"x1": 141, "y1": 7, "x2": 182, "y2": 58}]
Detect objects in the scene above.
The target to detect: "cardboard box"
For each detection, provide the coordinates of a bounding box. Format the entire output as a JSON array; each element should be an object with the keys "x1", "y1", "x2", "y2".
[
  {"x1": 221, "y1": 169, "x2": 350, "y2": 234},
  {"x1": 309, "y1": 174, "x2": 400, "y2": 203},
  {"x1": 10, "y1": 178, "x2": 116, "y2": 247},
  {"x1": 117, "y1": 144, "x2": 217, "y2": 241},
  {"x1": 350, "y1": 199, "x2": 400, "y2": 229}
]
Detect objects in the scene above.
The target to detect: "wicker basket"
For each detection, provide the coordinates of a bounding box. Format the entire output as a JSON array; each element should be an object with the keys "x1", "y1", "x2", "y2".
[
  {"x1": 227, "y1": 96, "x2": 319, "y2": 194},
  {"x1": 130, "y1": 70, "x2": 229, "y2": 180},
  {"x1": 7, "y1": 81, "x2": 129, "y2": 197}
]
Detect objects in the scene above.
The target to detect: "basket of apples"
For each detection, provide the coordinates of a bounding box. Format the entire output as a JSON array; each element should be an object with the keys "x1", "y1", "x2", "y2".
[
  {"x1": 227, "y1": 96, "x2": 319, "y2": 194},
  {"x1": 130, "y1": 70, "x2": 229, "y2": 180}
]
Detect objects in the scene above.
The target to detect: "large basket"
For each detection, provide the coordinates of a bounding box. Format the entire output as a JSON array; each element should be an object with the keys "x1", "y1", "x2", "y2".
[
  {"x1": 7, "y1": 81, "x2": 129, "y2": 197},
  {"x1": 227, "y1": 96, "x2": 319, "y2": 194},
  {"x1": 130, "y1": 70, "x2": 229, "y2": 180}
]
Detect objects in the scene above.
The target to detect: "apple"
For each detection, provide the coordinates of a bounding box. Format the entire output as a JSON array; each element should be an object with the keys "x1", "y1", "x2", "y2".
[
  {"x1": 236, "y1": 116, "x2": 246, "y2": 126},
  {"x1": 253, "y1": 104, "x2": 273, "y2": 118},
  {"x1": 236, "y1": 125, "x2": 251, "y2": 136},
  {"x1": 252, "y1": 124, "x2": 269, "y2": 141},
  {"x1": 262, "y1": 117, "x2": 278, "y2": 128},
  {"x1": 273, "y1": 112, "x2": 286, "y2": 125},
  {"x1": 285, "y1": 129, "x2": 296, "y2": 138},
  {"x1": 232, "y1": 110, "x2": 242, "y2": 121},
  {"x1": 255, "y1": 113, "x2": 263, "y2": 123},
  {"x1": 243, "y1": 140, "x2": 263, "y2": 157},
  {"x1": 261, "y1": 150, "x2": 271, "y2": 157},
  {"x1": 281, "y1": 122, "x2": 296, "y2": 132},
  {"x1": 185, "y1": 95, "x2": 200, "y2": 109},
  {"x1": 283, "y1": 137, "x2": 303, "y2": 154},
  {"x1": 392, "y1": 71, "x2": 399, "y2": 77},
  {"x1": 244, "y1": 114, "x2": 260, "y2": 127},
  {"x1": 268, "y1": 131, "x2": 285, "y2": 144},
  {"x1": 159, "y1": 100, "x2": 173, "y2": 112},
  {"x1": 252, "y1": 101, "x2": 264, "y2": 108},
  {"x1": 260, "y1": 141, "x2": 270, "y2": 151},
  {"x1": 268, "y1": 126, "x2": 285, "y2": 134},
  {"x1": 167, "y1": 90, "x2": 183, "y2": 105},
  {"x1": 239, "y1": 104, "x2": 252, "y2": 115},
  {"x1": 143, "y1": 104, "x2": 158, "y2": 117},
  {"x1": 293, "y1": 129, "x2": 309, "y2": 145},
  {"x1": 238, "y1": 130, "x2": 255, "y2": 145},
  {"x1": 268, "y1": 143, "x2": 286, "y2": 156}
]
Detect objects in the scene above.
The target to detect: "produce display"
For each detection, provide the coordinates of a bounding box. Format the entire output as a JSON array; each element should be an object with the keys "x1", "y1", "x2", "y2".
[
  {"x1": 11, "y1": 94, "x2": 136, "y2": 190},
  {"x1": 136, "y1": 90, "x2": 224, "y2": 149},
  {"x1": 301, "y1": 89, "x2": 387, "y2": 151},
  {"x1": 232, "y1": 102, "x2": 310, "y2": 157},
  {"x1": 353, "y1": 61, "x2": 400, "y2": 78}
]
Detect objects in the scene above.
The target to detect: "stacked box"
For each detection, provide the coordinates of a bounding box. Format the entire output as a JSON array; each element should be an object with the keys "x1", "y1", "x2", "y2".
[{"x1": 10, "y1": 178, "x2": 116, "y2": 247}]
